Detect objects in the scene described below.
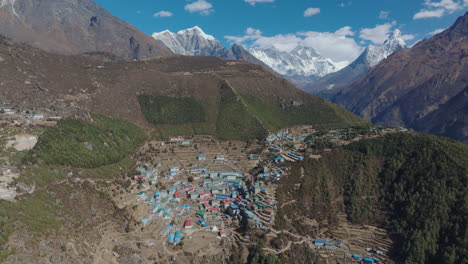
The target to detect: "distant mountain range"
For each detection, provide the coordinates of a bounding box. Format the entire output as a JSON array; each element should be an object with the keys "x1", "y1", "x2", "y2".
[
  {"x1": 152, "y1": 27, "x2": 350, "y2": 85},
  {"x1": 306, "y1": 30, "x2": 408, "y2": 98},
  {"x1": 0, "y1": 0, "x2": 172, "y2": 60},
  {"x1": 333, "y1": 12, "x2": 468, "y2": 143},
  {"x1": 152, "y1": 27, "x2": 409, "y2": 92},
  {"x1": 248, "y1": 46, "x2": 348, "y2": 87},
  {"x1": 153, "y1": 26, "x2": 275, "y2": 73}
]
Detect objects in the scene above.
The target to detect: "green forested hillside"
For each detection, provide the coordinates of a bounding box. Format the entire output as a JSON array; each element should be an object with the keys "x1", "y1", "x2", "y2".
[
  {"x1": 27, "y1": 115, "x2": 145, "y2": 168},
  {"x1": 275, "y1": 133, "x2": 467, "y2": 264},
  {"x1": 138, "y1": 85, "x2": 368, "y2": 140}
]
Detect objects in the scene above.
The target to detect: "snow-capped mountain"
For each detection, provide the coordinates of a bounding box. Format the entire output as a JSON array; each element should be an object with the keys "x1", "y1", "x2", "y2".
[
  {"x1": 249, "y1": 46, "x2": 347, "y2": 81},
  {"x1": 152, "y1": 26, "x2": 236, "y2": 60},
  {"x1": 306, "y1": 29, "x2": 407, "y2": 97},
  {"x1": 361, "y1": 29, "x2": 407, "y2": 68}
]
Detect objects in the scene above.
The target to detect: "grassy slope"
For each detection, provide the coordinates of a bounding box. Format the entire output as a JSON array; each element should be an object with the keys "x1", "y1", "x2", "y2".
[
  {"x1": 139, "y1": 90, "x2": 367, "y2": 140},
  {"x1": 276, "y1": 133, "x2": 467, "y2": 264},
  {"x1": 241, "y1": 95, "x2": 367, "y2": 132}
]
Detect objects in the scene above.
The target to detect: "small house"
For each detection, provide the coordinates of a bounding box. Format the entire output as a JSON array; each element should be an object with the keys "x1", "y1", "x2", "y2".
[
  {"x1": 169, "y1": 136, "x2": 184, "y2": 142},
  {"x1": 169, "y1": 167, "x2": 180, "y2": 176},
  {"x1": 249, "y1": 154, "x2": 260, "y2": 161},
  {"x1": 219, "y1": 230, "x2": 227, "y2": 238},
  {"x1": 195, "y1": 211, "x2": 206, "y2": 218},
  {"x1": 210, "y1": 199, "x2": 220, "y2": 207},
  {"x1": 274, "y1": 157, "x2": 285, "y2": 163},
  {"x1": 215, "y1": 155, "x2": 225, "y2": 161},
  {"x1": 181, "y1": 140, "x2": 191, "y2": 145},
  {"x1": 263, "y1": 209, "x2": 273, "y2": 216},
  {"x1": 184, "y1": 219, "x2": 193, "y2": 229},
  {"x1": 362, "y1": 258, "x2": 375, "y2": 264},
  {"x1": 0, "y1": 107, "x2": 15, "y2": 115},
  {"x1": 313, "y1": 240, "x2": 325, "y2": 246},
  {"x1": 31, "y1": 114, "x2": 45, "y2": 120},
  {"x1": 198, "y1": 154, "x2": 206, "y2": 161}
]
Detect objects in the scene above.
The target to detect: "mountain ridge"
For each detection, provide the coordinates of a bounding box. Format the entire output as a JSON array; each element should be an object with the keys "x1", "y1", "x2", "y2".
[
  {"x1": 153, "y1": 26, "x2": 278, "y2": 74},
  {"x1": 0, "y1": 33, "x2": 367, "y2": 136},
  {"x1": 0, "y1": 0, "x2": 172, "y2": 60},
  {"x1": 333, "y1": 12, "x2": 468, "y2": 143}
]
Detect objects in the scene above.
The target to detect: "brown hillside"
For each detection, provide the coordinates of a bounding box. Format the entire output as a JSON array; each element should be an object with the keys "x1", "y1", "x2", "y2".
[{"x1": 0, "y1": 34, "x2": 362, "y2": 131}]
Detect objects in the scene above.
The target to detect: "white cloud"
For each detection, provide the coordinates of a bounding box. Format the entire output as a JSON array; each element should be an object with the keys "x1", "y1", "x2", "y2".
[
  {"x1": 379, "y1": 11, "x2": 390, "y2": 19},
  {"x1": 184, "y1": 0, "x2": 214, "y2": 15},
  {"x1": 338, "y1": 1, "x2": 352, "y2": 7},
  {"x1": 425, "y1": 0, "x2": 464, "y2": 11},
  {"x1": 225, "y1": 27, "x2": 263, "y2": 43},
  {"x1": 153, "y1": 11, "x2": 173, "y2": 18},
  {"x1": 304, "y1": 8, "x2": 320, "y2": 17},
  {"x1": 246, "y1": 27, "x2": 262, "y2": 35},
  {"x1": 136, "y1": 10, "x2": 142, "y2": 15},
  {"x1": 244, "y1": 0, "x2": 275, "y2": 6},
  {"x1": 413, "y1": 0, "x2": 467, "y2": 19},
  {"x1": 335, "y1": 26, "x2": 354, "y2": 36},
  {"x1": 428, "y1": 28, "x2": 446, "y2": 35},
  {"x1": 414, "y1": 9, "x2": 445, "y2": 19},
  {"x1": 401, "y1": 34, "x2": 416, "y2": 41},
  {"x1": 299, "y1": 28, "x2": 363, "y2": 62},
  {"x1": 359, "y1": 22, "x2": 396, "y2": 44},
  {"x1": 225, "y1": 26, "x2": 363, "y2": 63}
]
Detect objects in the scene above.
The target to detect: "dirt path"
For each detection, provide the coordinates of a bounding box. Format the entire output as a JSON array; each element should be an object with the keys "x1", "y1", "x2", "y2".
[{"x1": 263, "y1": 239, "x2": 308, "y2": 254}]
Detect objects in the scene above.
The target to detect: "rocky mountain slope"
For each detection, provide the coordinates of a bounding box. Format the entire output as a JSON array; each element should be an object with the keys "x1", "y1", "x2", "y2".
[
  {"x1": 333, "y1": 12, "x2": 468, "y2": 143},
  {"x1": 0, "y1": 0, "x2": 172, "y2": 60},
  {"x1": 249, "y1": 46, "x2": 347, "y2": 87},
  {"x1": 0, "y1": 34, "x2": 367, "y2": 136},
  {"x1": 306, "y1": 30, "x2": 407, "y2": 98}
]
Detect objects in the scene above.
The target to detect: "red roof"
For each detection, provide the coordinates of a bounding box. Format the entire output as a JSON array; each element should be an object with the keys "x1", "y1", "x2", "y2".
[
  {"x1": 184, "y1": 219, "x2": 193, "y2": 227},
  {"x1": 174, "y1": 192, "x2": 186, "y2": 198}
]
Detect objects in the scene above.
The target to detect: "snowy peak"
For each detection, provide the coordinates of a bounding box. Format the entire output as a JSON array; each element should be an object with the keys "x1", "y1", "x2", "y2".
[
  {"x1": 383, "y1": 29, "x2": 406, "y2": 52},
  {"x1": 176, "y1": 26, "x2": 215, "y2": 41},
  {"x1": 248, "y1": 46, "x2": 346, "y2": 79},
  {"x1": 361, "y1": 29, "x2": 407, "y2": 67},
  {"x1": 152, "y1": 26, "x2": 234, "y2": 59},
  {"x1": 290, "y1": 46, "x2": 320, "y2": 58}
]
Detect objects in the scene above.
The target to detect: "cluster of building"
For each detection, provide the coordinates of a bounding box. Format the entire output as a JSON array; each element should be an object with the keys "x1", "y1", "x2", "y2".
[
  {"x1": 266, "y1": 129, "x2": 308, "y2": 143},
  {"x1": 132, "y1": 165, "x2": 278, "y2": 245},
  {"x1": 0, "y1": 106, "x2": 61, "y2": 126},
  {"x1": 312, "y1": 240, "x2": 384, "y2": 263}
]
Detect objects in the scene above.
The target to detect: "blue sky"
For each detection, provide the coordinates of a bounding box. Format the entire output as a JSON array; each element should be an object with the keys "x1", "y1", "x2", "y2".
[{"x1": 94, "y1": 0, "x2": 467, "y2": 62}]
